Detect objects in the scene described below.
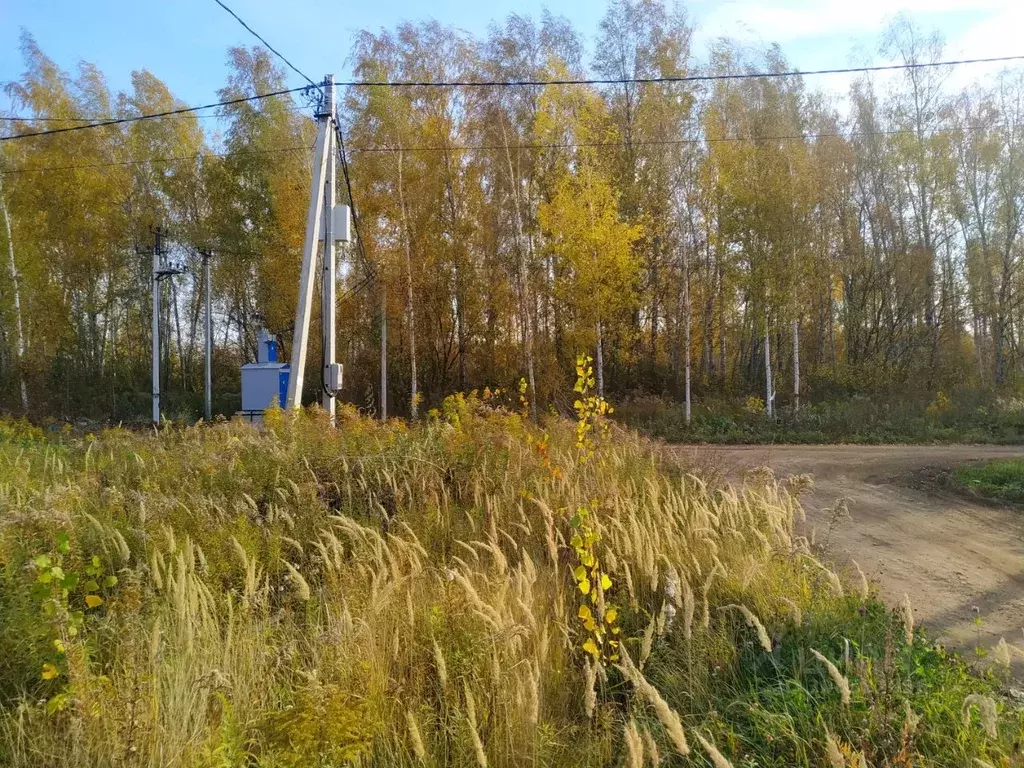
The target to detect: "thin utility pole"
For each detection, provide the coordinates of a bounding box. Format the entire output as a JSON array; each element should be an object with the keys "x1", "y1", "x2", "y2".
[
  {"x1": 322, "y1": 75, "x2": 337, "y2": 422},
  {"x1": 142, "y1": 226, "x2": 184, "y2": 426},
  {"x1": 151, "y1": 227, "x2": 163, "y2": 425},
  {"x1": 202, "y1": 250, "x2": 213, "y2": 422}
]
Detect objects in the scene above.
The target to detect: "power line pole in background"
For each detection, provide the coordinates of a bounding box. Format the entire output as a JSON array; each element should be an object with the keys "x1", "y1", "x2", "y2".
[
  {"x1": 140, "y1": 226, "x2": 186, "y2": 426},
  {"x1": 150, "y1": 228, "x2": 165, "y2": 426},
  {"x1": 201, "y1": 249, "x2": 213, "y2": 422}
]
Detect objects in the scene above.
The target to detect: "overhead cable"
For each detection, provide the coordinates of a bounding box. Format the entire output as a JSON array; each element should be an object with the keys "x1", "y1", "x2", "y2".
[
  {"x1": 211, "y1": 0, "x2": 321, "y2": 93},
  {"x1": 334, "y1": 54, "x2": 1024, "y2": 88},
  {"x1": 0, "y1": 85, "x2": 311, "y2": 142}
]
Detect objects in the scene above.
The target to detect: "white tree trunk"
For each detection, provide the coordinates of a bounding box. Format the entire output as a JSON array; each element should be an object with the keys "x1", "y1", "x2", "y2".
[
  {"x1": 765, "y1": 327, "x2": 774, "y2": 418},
  {"x1": 683, "y1": 247, "x2": 692, "y2": 426},
  {"x1": 792, "y1": 319, "x2": 800, "y2": 412},
  {"x1": 397, "y1": 151, "x2": 418, "y2": 419},
  {"x1": 380, "y1": 273, "x2": 388, "y2": 422},
  {"x1": 0, "y1": 174, "x2": 28, "y2": 413},
  {"x1": 500, "y1": 118, "x2": 537, "y2": 422},
  {"x1": 596, "y1": 319, "x2": 605, "y2": 398}
]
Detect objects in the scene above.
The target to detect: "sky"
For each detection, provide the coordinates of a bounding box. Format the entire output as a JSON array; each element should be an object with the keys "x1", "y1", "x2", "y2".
[{"x1": 1, "y1": 0, "x2": 1022, "y2": 113}]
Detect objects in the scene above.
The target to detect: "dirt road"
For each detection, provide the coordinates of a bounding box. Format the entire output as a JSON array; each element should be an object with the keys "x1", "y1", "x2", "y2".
[{"x1": 677, "y1": 444, "x2": 1024, "y2": 658}]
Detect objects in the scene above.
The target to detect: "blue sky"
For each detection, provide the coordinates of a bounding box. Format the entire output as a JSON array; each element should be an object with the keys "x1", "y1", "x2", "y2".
[{"x1": 1, "y1": 0, "x2": 1021, "y2": 111}]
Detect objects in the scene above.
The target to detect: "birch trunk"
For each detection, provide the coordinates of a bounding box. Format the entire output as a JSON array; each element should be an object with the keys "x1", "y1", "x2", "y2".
[
  {"x1": 380, "y1": 271, "x2": 388, "y2": 422},
  {"x1": 765, "y1": 326, "x2": 774, "y2": 419},
  {"x1": 0, "y1": 174, "x2": 28, "y2": 413},
  {"x1": 500, "y1": 117, "x2": 537, "y2": 422},
  {"x1": 683, "y1": 246, "x2": 692, "y2": 426},
  {"x1": 596, "y1": 320, "x2": 605, "y2": 399},
  {"x1": 396, "y1": 150, "x2": 418, "y2": 419},
  {"x1": 172, "y1": 279, "x2": 185, "y2": 390},
  {"x1": 792, "y1": 319, "x2": 800, "y2": 412}
]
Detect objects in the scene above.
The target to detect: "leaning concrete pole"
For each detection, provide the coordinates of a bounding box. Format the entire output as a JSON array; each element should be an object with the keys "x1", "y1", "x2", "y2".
[{"x1": 286, "y1": 78, "x2": 331, "y2": 410}]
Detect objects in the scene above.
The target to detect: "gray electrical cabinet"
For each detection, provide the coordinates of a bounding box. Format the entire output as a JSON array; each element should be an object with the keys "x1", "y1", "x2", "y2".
[{"x1": 240, "y1": 329, "x2": 289, "y2": 421}]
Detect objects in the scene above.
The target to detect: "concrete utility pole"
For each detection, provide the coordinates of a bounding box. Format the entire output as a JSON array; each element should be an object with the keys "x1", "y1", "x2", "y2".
[
  {"x1": 321, "y1": 76, "x2": 338, "y2": 420},
  {"x1": 201, "y1": 250, "x2": 213, "y2": 422},
  {"x1": 143, "y1": 226, "x2": 185, "y2": 426},
  {"x1": 151, "y1": 227, "x2": 164, "y2": 426},
  {"x1": 286, "y1": 74, "x2": 349, "y2": 420}
]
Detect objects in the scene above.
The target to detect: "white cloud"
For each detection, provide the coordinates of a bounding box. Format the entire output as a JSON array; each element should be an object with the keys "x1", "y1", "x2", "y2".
[
  {"x1": 693, "y1": 0, "x2": 1014, "y2": 48},
  {"x1": 934, "y1": 5, "x2": 1024, "y2": 92}
]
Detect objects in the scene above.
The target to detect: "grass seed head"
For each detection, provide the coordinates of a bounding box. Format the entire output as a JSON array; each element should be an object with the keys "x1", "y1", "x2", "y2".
[
  {"x1": 722, "y1": 604, "x2": 773, "y2": 653},
  {"x1": 994, "y1": 637, "x2": 1011, "y2": 668},
  {"x1": 851, "y1": 559, "x2": 869, "y2": 600},
  {"x1": 624, "y1": 718, "x2": 644, "y2": 768},
  {"x1": 695, "y1": 731, "x2": 734, "y2": 768},
  {"x1": 962, "y1": 694, "x2": 998, "y2": 738},
  {"x1": 901, "y1": 593, "x2": 915, "y2": 645},
  {"x1": 282, "y1": 560, "x2": 311, "y2": 602},
  {"x1": 811, "y1": 648, "x2": 851, "y2": 706},
  {"x1": 780, "y1": 597, "x2": 802, "y2": 626},
  {"x1": 641, "y1": 726, "x2": 661, "y2": 766},
  {"x1": 406, "y1": 708, "x2": 426, "y2": 761},
  {"x1": 824, "y1": 730, "x2": 845, "y2": 768}
]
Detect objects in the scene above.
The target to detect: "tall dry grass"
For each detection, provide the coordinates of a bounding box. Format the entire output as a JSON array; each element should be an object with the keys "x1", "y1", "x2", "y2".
[{"x1": 0, "y1": 398, "x2": 1017, "y2": 766}]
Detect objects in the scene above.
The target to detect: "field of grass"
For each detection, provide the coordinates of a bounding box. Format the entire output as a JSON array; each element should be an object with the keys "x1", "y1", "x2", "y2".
[
  {"x1": 954, "y1": 459, "x2": 1024, "y2": 505},
  {"x1": 0, "y1": 399, "x2": 1020, "y2": 767},
  {"x1": 617, "y1": 392, "x2": 1024, "y2": 445}
]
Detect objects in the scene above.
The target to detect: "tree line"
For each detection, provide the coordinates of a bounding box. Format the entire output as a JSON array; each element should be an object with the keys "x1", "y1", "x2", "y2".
[{"x1": 2, "y1": 2, "x2": 1024, "y2": 421}]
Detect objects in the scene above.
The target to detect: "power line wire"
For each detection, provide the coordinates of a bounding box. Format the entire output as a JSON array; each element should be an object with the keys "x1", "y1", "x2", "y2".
[
  {"x1": 338, "y1": 271, "x2": 376, "y2": 305},
  {"x1": 2, "y1": 122, "x2": 1014, "y2": 175},
  {"x1": 0, "y1": 144, "x2": 311, "y2": 175},
  {"x1": 1, "y1": 112, "x2": 230, "y2": 122},
  {"x1": 5, "y1": 54, "x2": 1021, "y2": 142},
  {"x1": 211, "y1": 0, "x2": 321, "y2": 93},
  {"x1": 345, "y1": 122, "x2": 1019, "y2": 154},
  {"x1": 333, "y1": 119, "x2": 374, "y2": 280},
  {"x1": 0, "y1": 85, "x2": 311, "y2": 142},
  {"x1": 334, "y1": 54, "x2": 1024, "y2": 88}
]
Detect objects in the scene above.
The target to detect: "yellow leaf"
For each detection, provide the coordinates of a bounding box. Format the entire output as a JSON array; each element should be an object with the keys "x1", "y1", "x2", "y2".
[
  {"x1": 578, "y1": 604, "x2": 592, "y2": 621},
  {"x1": 582, "y1": 639, "x2": 600, "y2": 658},
  {"x1": 578, "y1": 578, "x2": 591, "y2": 595},
  {"x1": 604, "y1": 608, "x2": 618, "y2": 624},
  {"x1": 85, "y1": 595, "x2": 104, "y2": 609},
  {"x1": 41, "y1": 663, "x2": 59, "y2": 680},
  {"x1": 600, "y1": 574, "x2": 613, "y2": 591}
]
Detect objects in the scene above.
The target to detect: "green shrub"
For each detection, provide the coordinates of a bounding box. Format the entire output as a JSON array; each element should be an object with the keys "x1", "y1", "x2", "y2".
[
  {"x1": 955, "y1": 459, "x2": 1024, "y2": 504},
  {"x1": 617, "y1": 391, "x2": 1024, "y2": 445}
]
